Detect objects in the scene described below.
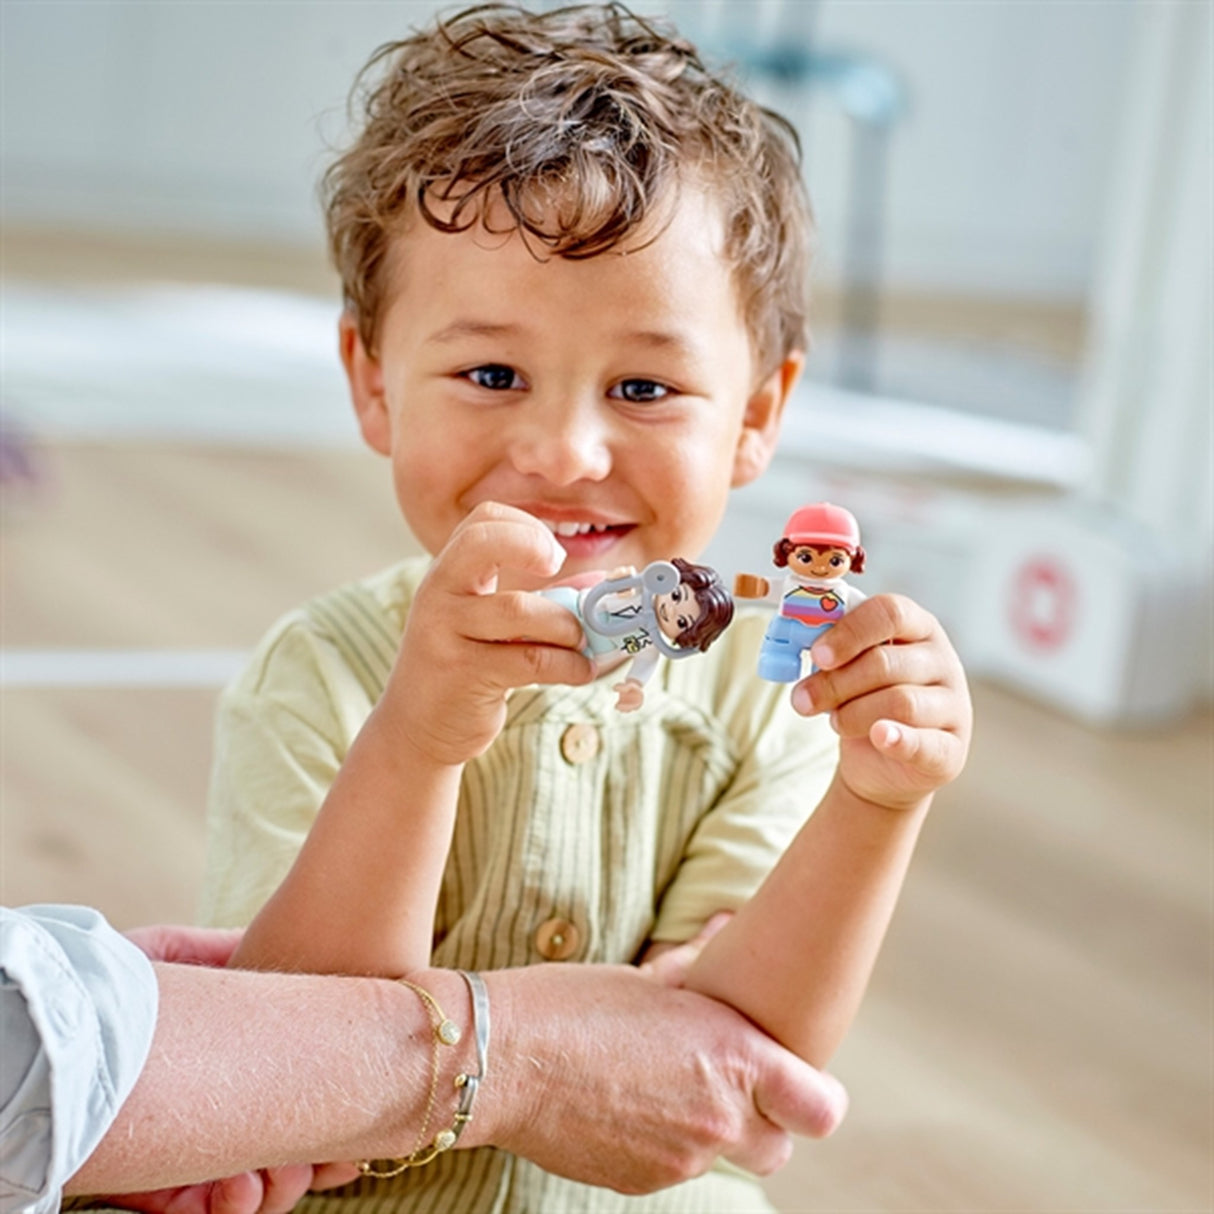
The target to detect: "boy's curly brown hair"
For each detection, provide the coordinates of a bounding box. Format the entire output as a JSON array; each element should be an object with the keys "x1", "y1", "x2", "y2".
[{"x1": 323, "y1": 2, "x2": 814, "y2": 373}]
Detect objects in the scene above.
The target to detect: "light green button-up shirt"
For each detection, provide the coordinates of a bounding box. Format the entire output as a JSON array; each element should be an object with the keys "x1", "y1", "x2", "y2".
[{"x1": 201, "y1": 556, "x2": 837, "y2": 1214}]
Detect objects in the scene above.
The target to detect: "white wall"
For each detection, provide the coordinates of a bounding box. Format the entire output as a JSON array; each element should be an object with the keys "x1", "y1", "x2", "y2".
[
  {"x1": 2, "y1": 0, "x2": 1136, "y2": 301},
  {"x1": 803, "y1": 0, "x2": 1137, "y2": 298},
  {"x1": 1, "y1": 1, "x2": 446, "y2": 242}
]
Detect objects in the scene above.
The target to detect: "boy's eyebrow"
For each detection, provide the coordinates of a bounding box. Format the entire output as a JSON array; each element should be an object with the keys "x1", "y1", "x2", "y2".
[
  {"x1": 624, "y1": 329, "x2": 697, "y2": 353},
  {"x1": 426, "y1": 320, "x2": 522, "y2": 344},
  {"x1": 426, "y1": 320, "x2": 703, "y2": 357}
]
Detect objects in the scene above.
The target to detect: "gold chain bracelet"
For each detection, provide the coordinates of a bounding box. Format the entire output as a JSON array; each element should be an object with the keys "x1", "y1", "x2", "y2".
[
  {"x1": 358, "y1": 972, "x2": 490, "y2": 1180},
  {"x1": 357, "y1": 979, "x2": 462, "y2": 1179}
]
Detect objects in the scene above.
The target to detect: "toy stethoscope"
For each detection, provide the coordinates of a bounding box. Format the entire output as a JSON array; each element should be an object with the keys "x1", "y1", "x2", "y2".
[{"x1": 578, "y1": 560, "x2": 694, "y2": 662}]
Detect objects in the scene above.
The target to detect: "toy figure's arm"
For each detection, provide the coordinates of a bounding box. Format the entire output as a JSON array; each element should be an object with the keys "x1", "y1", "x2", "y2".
[
  {"x1": 733, "y1": 573, "x2": 785, "y2": 607},
  {"x1": 611, "y1": 645, "x2": 660, "y2": 713},
  {"x1": 841, "y1": 584, "x2": 867, "y2": 609}
]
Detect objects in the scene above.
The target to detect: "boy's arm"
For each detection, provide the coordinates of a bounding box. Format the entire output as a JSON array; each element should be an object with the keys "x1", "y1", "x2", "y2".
[
  {"x1": 226, "y1": 707, "x2": 465, "y2": 976},
  {"x1": 684, "y1": 593, "x2": 971, "y2": 1067},
  {"x1": 231, "y1": 504, "x2": 593, "y2": 977},
  {"x1": 681, "y1": 774, "x2": 929, "y2": 1066}
]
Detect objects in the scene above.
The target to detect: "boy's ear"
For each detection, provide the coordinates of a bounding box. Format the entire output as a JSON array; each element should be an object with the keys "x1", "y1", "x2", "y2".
[
  {"x1": 339, "y1": 312, "x2": 391, "y2": 456},
  {"x1": 731, "y1": 351, "x2": 804, "y2": 488}
]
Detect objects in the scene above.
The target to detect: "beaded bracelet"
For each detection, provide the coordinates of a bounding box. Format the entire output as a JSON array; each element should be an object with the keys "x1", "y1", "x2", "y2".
[{"x1": 358, "y1": 971, "x2": 490, "y2": 1179}]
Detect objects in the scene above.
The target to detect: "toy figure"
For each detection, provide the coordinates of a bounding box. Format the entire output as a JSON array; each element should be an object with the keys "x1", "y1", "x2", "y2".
[
  {"x1": 735, "y1": 503, "x2": 867, "y2": 682},
  {"x1": 544, "y1": 558, "x2": 734, "y2": 712}
]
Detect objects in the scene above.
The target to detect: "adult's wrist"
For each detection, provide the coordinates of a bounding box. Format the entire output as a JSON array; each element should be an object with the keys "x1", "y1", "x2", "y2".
[
  {"x1": 375, "y1": 968, "x2": 483, "y2": 1156},
  {"x1": 446, "y1": 968, "x2": 539, "y2": 1154}
]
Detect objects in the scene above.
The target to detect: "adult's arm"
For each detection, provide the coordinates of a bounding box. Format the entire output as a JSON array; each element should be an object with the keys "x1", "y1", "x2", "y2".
[
  {"x1": 1, "y1": 906, "x2": 158, "y2": 1214},
  {"x1": 68, "y1": 953, "x2": 845, "y2": 1198}
]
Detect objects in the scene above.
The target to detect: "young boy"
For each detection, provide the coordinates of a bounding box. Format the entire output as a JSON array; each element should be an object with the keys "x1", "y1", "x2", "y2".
[{"x1": 202, "y1": 5, "x2": 971, "y2": 1212}]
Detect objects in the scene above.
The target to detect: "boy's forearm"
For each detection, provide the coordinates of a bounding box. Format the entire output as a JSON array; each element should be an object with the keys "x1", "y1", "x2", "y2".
[
  {"x1": 232, "y1": 691, "x2": 462, "y2": 977},
  {"x1": 683, "y1": 772, "x2": 929, "y2": 1068}
]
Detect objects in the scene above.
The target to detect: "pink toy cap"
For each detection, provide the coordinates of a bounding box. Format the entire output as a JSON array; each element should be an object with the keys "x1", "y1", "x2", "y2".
[{"x1": 782, "y1": 502, "x2": 861, "y2": 551}]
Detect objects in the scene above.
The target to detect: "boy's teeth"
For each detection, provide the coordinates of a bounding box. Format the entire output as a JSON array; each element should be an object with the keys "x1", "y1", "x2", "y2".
[{"x1": 549, "y1": 521, "x2": 608, "y2": 537}]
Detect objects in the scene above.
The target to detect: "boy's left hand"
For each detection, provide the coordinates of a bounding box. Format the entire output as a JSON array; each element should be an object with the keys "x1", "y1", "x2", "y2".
[{"x1": 791, "y1": 594, "x2": 972, "y2": 811}]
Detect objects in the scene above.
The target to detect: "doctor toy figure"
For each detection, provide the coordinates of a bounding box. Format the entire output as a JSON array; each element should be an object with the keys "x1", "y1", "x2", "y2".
[
  {"x1": 544, "y1": 558, "x2": 734, "y2": 712},
  {"x1": 735, "y1": 503, "x2": 867, "y2": 682}
]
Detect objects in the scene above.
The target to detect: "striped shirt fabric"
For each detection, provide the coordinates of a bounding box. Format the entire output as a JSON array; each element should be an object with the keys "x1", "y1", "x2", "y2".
[{"x1": 200, "y1": 556, "x2": 838, "y2": 1214}]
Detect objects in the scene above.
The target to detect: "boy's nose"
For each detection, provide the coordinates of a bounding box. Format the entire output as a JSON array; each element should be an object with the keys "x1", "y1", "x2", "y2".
[{"x1": 506, "y1": 398, "x2": 612, "y2": 486}]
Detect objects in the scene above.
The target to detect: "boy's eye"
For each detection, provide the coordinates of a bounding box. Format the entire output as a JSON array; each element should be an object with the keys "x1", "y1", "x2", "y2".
[
  {"x1": 610, "y1": 379, "x2": 671, "y2": 404},
  {"x1": 830, "y1": 555, "x2": 845, "y2": 567},
  {"x1": 466, "y1": 364, "x2": 524, "y2": 391}
]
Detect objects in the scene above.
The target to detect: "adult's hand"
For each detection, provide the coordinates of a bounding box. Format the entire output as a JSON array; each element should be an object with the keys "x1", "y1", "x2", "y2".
[
  {"x1": 125, "y1": 924, "x2": 244, "y2": 968},
  {"x1": 94, "y1": 1163, "x2": 360, "y2": 1214},
  {"x1": 462, "y1": 962, "x2": 847, "y2": 1194},
  {"x1": 636, "y1": 910, "x2": 733, "y2": 985}
]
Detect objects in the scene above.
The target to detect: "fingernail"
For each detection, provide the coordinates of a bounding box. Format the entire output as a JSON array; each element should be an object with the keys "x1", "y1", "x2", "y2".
[
  {"x1": 881, "y1": 722, "x2": 902, "y2": 748},
  {"x1": 811, "y1": 642, "x2": 834, "y2": 669},
  {"x1": 824, "y1": 1072, "x2": 850, "y2": 1122},
  {"x1": 791, "y1": 684, "x2": 814, "y2": 715}
]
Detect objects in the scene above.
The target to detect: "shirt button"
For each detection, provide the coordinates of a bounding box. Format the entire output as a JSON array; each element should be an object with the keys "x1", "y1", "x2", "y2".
[
  {"x1": 534, "y1": 917, "x2": 581, "y2": 960},
  {"x1": 560, "y1": 723, "x2": 600, "y2": 765}
]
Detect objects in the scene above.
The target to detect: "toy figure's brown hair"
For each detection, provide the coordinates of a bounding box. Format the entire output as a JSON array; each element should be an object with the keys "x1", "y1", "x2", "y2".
[
  {"x1": 772, "y1": 540, "x2": 866, "y2": 575},
  {"x1": 323, "y1": 2, "x2": 814, "y2": 372},
  {"x1": 671, "y1": 557, "x2": 734, "y2": 652}
]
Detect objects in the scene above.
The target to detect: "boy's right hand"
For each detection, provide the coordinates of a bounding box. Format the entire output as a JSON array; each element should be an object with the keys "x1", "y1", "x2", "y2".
[{"x1": 389, "y1": 502, "x2": 595, "y2": 767}]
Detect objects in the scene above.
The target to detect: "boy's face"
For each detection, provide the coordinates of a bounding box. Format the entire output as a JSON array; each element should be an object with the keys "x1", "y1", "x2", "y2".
[{"x1": 342, "y1": 185, "x2": 801, "y2": 586}]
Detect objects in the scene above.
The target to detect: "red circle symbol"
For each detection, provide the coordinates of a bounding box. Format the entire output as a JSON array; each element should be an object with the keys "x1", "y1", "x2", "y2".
[{"x1": 1009, "y1": 557, "x2": 1077, "y2": 652}]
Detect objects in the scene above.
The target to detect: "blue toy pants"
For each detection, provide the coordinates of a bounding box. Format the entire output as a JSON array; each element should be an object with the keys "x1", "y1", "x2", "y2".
[{"x1": 757, "y1": 613, "x2": 834, "y2": 682}]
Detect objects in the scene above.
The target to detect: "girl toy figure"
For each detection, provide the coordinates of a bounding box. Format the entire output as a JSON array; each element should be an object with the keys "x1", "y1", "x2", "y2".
[
  {"x1": 544, "y1": 558, "x2": 735, "y2": 712},
  {"x1": 736, "y1": 503, "x2": 867, "y2": 682}
]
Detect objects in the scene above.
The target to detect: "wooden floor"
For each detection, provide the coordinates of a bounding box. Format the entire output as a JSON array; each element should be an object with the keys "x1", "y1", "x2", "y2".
[{"x1": 3, "y1": 440, "x2": 1210, "y2": 1212}]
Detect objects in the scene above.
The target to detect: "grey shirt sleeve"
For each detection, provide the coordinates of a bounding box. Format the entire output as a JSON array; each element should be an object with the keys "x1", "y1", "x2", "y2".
[{"x1": 0, "y1": 906, "x2": 158, "y2": 1214}]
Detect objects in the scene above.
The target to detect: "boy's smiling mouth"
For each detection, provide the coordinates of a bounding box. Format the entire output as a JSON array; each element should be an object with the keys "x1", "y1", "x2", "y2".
[
  {"x1": 545, "y1": 520, "x2": 613, "y2": 537},
  {"x1": 535, "y1": 515, "x2": 636, "y2": 561}
]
